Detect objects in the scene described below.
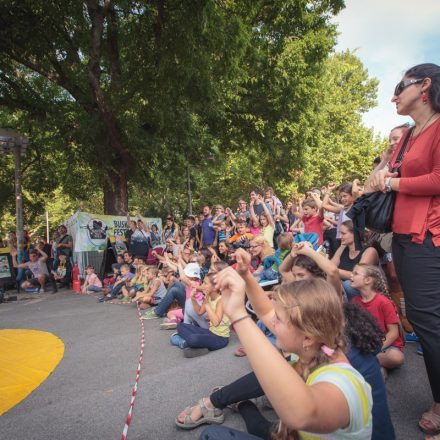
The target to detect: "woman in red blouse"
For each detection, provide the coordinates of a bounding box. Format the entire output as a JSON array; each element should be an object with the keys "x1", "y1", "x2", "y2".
[{"x1": 367, "y1": 63, "x2": 440, "y2": 436}]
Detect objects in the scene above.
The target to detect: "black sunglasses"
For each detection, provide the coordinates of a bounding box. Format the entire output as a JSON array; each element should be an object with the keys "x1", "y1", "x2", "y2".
[{"x1": 394, "y1": 78, "x2": 423, "y2": 96}]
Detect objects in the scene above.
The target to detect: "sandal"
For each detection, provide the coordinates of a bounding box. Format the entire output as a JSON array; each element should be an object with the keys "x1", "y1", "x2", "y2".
[
  {"x1": 175, "y1": 398, "x2": 224, "y2": 430},
  {"x1": 419, "y1": 410, "x2": 440, "y2": 435},
  {"x1": 234, "y1": 346, "x2": 246, "y2": 357}
]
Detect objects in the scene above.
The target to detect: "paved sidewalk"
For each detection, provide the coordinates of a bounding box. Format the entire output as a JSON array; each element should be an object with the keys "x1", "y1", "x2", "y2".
[{"x1": 0, "y1": 290, "x2": 431, "y2": 440}]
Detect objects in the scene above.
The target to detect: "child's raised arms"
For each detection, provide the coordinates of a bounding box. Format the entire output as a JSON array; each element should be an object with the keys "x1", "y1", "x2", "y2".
[
  {"x1": 231, "y1": 248, "x2": 275, "y2": 332},
  {"x1": 214, "y1": 267, "x2": 352, "y2": 434},
  {"x1": 294, "y1": 242, "x2": 342, "y2": 296}
]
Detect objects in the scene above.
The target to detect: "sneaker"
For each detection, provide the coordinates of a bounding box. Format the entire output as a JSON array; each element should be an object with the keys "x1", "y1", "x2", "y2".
[
  {"x1": 160, "y1": 321, "x2": 177, "y2": 330},
  {"x1": 183, "y1": 347, "x2": 209, "y2": 358},
  {"x1": 118, "y1": 294, "x2": 124, "y2": 300},
  {"x1": 97, "y1": 295, "x2": 106, "y2": 302},
  {"x1": 405, "y1": 332, "x2": 419, "y2": 343},
  {"x1": 39, "y1": 287, "x2": 46, "y2": 294},
  {"x1": 170, "y1": 333, "x2": 188, "y2": 349},
  {"x1": 417, "y1": 344, "x2": 423, "y2": 356},
  {"x1": 141, "y1": 308, "x2": 160, "y2": 320}
]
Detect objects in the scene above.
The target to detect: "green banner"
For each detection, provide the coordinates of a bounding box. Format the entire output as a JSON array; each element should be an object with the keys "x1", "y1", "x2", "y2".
[{"x1": 73, "y1": 212, "x2": 162, "y2": 252}]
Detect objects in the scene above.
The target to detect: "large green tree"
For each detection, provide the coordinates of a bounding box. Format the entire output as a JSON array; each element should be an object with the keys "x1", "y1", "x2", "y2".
[{"x1": 0, "y1": 0, "x2": 344, "y2": 218}]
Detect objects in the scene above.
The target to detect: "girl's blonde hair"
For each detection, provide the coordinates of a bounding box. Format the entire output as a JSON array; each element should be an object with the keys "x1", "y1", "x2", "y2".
[
  {"x1": 356, "y1": 264, "x2": 390, "y2": 299},
  {"x1": 137, "y1": 264, "x2": 147, "y2": 274},
  {"x1": 250, "y1": 235, "x2": 275, "y2": 259},
  {"x1": 272, "y1": 278, "x2": 346, "y2": 440}
]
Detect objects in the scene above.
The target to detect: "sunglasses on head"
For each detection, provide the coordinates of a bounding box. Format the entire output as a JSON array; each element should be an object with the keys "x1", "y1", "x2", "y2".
[{"x1": 394, "y1": 78, "x2": 423, "y2": 96}]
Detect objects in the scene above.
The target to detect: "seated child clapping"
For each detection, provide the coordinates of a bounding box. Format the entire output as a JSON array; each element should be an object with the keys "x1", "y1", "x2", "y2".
[{"x1": 176, "y1": 273, "x2": 231, "y2": 358}]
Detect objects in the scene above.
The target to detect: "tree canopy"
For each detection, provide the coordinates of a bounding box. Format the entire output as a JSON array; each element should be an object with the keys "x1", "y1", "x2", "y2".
[{"x1": 0, "y1": 1, "x2": 386, "y2": 238}]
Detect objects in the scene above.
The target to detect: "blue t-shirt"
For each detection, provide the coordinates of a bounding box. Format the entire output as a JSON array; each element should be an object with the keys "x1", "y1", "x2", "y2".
[
  {"x1": 346, "y1": 345, "x2": 395, "y2": 440},
  {"x1": 202, "y1": 217, "x2": 215, "y2": 245}
]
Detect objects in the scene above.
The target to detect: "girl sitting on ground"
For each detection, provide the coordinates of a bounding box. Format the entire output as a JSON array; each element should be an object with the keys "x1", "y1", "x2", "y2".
[
  {"x1": 177, "y1": 254, "x2": 372, "y2": 438},
  {"x1": 177, "y1": 249, "x2": 394, "y2": 439},
  {"x1": 351, "y1": 264, "x2": 405, "y2": 371},
  {"x1": 81, "y1": 265, "x2": 102, "y2": 294},
  {"x1": 175, "y1": 273, "x2": 231, "y2": 358},
  {"x1": 134, "y1": 267, "x2": 167, "y2": 309}
]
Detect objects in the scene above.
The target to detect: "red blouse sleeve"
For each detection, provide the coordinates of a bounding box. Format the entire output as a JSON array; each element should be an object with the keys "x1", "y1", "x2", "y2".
[{"x1": 399, "y1": 137, "x2": 440, "y2": 196}]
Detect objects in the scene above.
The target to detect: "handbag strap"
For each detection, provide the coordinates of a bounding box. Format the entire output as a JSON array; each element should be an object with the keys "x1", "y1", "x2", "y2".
[{"x1": 391, "y1": 126, "x2": 415, "y2": 173}]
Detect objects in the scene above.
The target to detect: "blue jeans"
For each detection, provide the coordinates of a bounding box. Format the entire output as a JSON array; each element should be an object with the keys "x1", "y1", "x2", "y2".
[
  {"x1": 342, "y1": 279, "x2": 360, "y2": 301},
  {"x1": 177, "y1": 323, "x2": 228, "y2": 350},
  {"x1": 87, "y1": 285, "x2": 102, "y2": 292},
  {"x1": 154, "y1": 282, "x2": 186, "y2": 317}
]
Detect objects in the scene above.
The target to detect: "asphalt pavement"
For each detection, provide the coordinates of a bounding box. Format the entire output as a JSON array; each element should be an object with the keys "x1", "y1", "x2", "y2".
[{"x1": 0, "y1": 290, "x2": 432, "y2": 440}]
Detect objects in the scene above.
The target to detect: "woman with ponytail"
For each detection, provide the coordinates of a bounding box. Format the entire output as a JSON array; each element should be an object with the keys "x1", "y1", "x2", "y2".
[{"x1": 194, "y1": 249, "x2": 372, "y2": 440}]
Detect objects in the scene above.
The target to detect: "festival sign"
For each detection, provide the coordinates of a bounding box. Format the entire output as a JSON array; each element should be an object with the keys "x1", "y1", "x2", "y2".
[{"x1": 72, "y1": 212, "x2": 162, "y2": 252}]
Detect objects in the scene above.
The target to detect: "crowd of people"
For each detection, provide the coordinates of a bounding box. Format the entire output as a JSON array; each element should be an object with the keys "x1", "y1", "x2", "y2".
[{"x1": 4, "y1": 62, "x2": 440, "y2": 440}]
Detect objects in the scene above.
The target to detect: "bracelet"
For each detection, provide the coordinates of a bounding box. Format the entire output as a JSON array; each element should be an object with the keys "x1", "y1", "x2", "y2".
[{"x1": 231, "y1": 314, "x2": 251, "y2": 328}]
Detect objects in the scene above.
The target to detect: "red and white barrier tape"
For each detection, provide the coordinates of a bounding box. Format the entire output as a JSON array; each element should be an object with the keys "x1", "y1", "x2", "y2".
[{"x1": 121, "y1": 304, "x2": 145, "y2": 440}]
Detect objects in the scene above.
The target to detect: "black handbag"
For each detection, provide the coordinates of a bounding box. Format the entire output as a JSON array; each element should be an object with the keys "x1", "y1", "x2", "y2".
[{"x1": 347, "y1": 127, "x2": 414, "y2": 245}]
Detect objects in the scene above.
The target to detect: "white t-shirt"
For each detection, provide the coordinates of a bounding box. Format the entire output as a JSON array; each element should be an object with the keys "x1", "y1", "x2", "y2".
[
  {"x1": 299, "y1": 363, "x2": 372, "y2": 440},
  {"x1": 27, "y1": 259, "x2": 49, "y2": 277}
]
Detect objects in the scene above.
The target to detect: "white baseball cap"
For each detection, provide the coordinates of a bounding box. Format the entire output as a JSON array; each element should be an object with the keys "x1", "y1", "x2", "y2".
[{"x1": 183, "y1": 263, "x2": 201, "y2": 279}]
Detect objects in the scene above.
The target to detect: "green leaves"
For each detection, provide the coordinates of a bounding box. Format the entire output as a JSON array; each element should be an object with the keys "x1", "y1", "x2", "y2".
[{"x1": 0, "y1": 1, "x2": 384, "y2": 235}]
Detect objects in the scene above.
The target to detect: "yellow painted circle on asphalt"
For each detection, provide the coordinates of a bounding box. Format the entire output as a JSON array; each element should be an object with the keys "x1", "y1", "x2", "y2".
[{"x1": 0, "y1": 329, "x2": 65, "y2": 415}]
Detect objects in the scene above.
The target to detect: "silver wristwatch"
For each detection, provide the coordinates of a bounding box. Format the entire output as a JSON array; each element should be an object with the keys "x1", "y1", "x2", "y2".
[{"x1": 384, "y1": 177, "x2": 392, "y2": 192}]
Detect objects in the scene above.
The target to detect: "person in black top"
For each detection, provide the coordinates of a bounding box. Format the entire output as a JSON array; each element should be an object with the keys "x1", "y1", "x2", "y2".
[{"x1": 331, "y1": 220, "x2": 378, "y2": 300}]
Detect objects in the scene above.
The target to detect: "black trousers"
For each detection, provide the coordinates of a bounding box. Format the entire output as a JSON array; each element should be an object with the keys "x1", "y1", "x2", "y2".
[
  {"x1": 392, "y1": 233, "x2": 440, "y2": 402},
  {"x1": 210, "y1": 372, "x2": 273, "y2": 440}
]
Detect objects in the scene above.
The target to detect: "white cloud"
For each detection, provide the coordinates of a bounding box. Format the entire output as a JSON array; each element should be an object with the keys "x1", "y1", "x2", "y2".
[{"x1": 332, "y1": 0, "x2": 440, "y2": 137}]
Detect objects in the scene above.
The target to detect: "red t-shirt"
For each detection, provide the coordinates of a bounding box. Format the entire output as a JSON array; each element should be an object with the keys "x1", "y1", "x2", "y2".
[
  {"x1": 391, "y1": 117, "x2": 440, "y2": 245},
  {"x1": 303, "y1": 214, "x2": 324, "y2": 245},
  {"x1": 353, "y1": 293, "x2": 404, "y2": 351}
]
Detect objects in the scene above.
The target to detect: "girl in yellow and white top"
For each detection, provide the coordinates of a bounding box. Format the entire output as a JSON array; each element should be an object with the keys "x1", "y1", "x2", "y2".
[
  {"x1": 176, "y1": 273, "x2": 231, "y2": 358},
  {"x1": 200, "y1": 248, "x2": 372, "y2": 440}
]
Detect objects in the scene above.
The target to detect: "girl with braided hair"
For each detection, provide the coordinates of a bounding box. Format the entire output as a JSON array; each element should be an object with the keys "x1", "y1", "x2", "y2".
[{"x1": 351, "y1": 264, "x2": 405, "y2": 370}]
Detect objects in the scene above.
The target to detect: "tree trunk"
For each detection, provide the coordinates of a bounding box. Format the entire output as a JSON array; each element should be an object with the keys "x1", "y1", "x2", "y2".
[{"x1": 103, "y1": 164, "x2": 128, "y2": 215}]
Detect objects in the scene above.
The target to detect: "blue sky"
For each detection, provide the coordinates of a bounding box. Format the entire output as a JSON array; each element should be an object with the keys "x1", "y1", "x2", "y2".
[{"x1": 332, "y1": 0, "x2": 440, "y2": 137}]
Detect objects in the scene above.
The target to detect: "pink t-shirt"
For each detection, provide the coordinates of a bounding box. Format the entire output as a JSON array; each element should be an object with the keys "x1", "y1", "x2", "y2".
[
  {"x1": 303, "y1": 214, "x2": 324, "y2": 245},
  {"x1": 185, "y1": 279, "x2": 202, "y2": 301},
  {"x1": 86, "y1": 273, "x2": 102, "y2": 288},
  {"x1": 250, "y1": 227, "x2": 261, "y2": 236}
]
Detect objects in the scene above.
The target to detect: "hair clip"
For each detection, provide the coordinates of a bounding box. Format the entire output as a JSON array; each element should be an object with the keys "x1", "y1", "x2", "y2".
[{"x1": 321, "y1": 344, "x2": 335, "y2": 357}]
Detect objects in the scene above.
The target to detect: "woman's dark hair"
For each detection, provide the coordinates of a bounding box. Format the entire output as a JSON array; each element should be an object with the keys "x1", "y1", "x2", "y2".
[
  {"x1": 405, "y1": 63, "x2": 440, "y2": 112},
  {"x1": 291, "y1": 254, "x2": 325, "y2": 279},
  {"x1": 344, "y1": 302, "x2": 384, "y2": 354},
  {"x1": 338, "y1": 182, "x2": 352, "y2": 195}
]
